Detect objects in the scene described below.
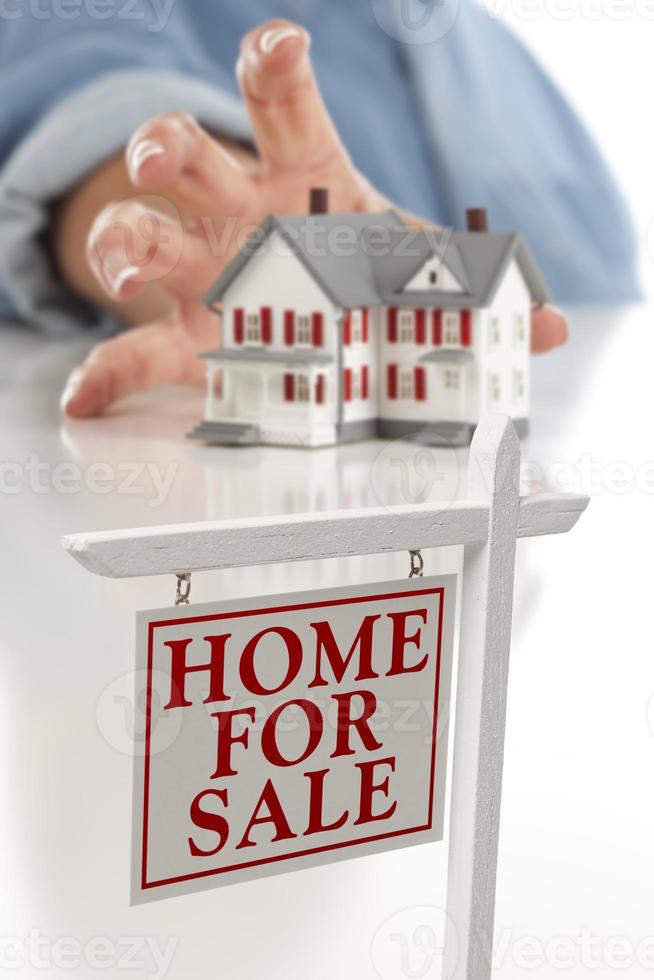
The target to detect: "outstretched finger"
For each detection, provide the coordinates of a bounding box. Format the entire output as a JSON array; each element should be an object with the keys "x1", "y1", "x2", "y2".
[
  {"x1": 237, "y1": 19, "x2": 351, "y2": 177},
  {"x1": 61, "y1": 303, "x2": 216, "y2": 418},
  {"x1": 86, "y1": 197, "x2": 220, "y2": 302},
  {"x1": 126, "y1": 112, "x2": 254, "y2": 216},
  {"x1": 531, "y1": 305, "x2": 569, "y2": 353}
]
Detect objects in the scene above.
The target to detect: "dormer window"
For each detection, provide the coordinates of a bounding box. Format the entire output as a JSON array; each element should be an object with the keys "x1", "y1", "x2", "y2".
[{"x1": 429, "y1": 270, "x2": 438, "y2": 286}]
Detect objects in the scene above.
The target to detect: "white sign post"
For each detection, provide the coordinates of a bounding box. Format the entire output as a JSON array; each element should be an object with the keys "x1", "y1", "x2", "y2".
[{"x1": 63, "y1": 415, "x2": 588, "y2": 978}]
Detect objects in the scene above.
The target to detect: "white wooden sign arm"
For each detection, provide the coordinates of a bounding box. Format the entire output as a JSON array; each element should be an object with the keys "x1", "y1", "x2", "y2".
[{"x1": 62, "y1": 495, "x2": 587, "y2": 579}]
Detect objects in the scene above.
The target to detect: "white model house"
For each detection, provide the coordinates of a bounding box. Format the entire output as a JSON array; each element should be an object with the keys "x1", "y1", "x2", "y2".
[{"x1": 189, "y1": 196, "x2": 550, "y2": 447}]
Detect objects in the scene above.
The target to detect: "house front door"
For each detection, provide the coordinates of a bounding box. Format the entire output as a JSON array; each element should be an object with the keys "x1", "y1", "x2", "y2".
[
  {"x1": 236, "y1": 370, "x2": 263, "y2": 419},
  {"x1": 437, "y1": 365, "x2": 466, "y2": 421}
]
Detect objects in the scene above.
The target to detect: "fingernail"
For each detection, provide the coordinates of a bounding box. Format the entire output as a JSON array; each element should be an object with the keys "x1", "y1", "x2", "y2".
[
  {"x1": 107, "y1": 264, "x2": 141, "y2": 297},
  {"x1": 60, "y1": 380, "x2": 80, "y2": 413},
  {"x1": 259, "y1": 26, "x2": 302, "y2": 54},
  {"x1": 129, "y1": 139, "x2": 166, "y2": 176}
]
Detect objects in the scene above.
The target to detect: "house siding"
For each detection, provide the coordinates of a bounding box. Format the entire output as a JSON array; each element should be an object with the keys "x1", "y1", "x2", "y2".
[{"x1": 477, "y1": 259, "x2": 531, "y2": 421}]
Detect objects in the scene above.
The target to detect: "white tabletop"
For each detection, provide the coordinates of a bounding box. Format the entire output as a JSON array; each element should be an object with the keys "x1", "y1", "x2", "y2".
[{"x1": 0, "y1": 306, "x2": 651, "y2": 978}]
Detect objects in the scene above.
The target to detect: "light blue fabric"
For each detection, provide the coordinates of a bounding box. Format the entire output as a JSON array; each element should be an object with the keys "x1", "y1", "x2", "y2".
[{"x1": 0, "y1": 0, "x2": 640, "y2": 333}]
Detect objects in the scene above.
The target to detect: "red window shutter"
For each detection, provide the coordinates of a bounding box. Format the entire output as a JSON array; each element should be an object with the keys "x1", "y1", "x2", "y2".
[
  {"x1": 283, "y1": 373, "x2": 295, "y2": 402},
  {"x1": 415, "y1": 309, "x2": 426, "y2": 344},
  {"x1": 362, "y1": 308, "x2": 369, "y2": 342},
  {"x1": 312, "y1": 312, "x2": 324, "y2": 347},
  {"x1": 234, "y1": 308, "x2": 244, "y2": 344},
  {"x1": 461, "y1": 309, "x2": 472, "y2": 347},
  {"x1": 284, "y1": 310, "x2": 295, "y2": 346},
  {"x1": 343, "y1": 312, "x2": 352, "y2": 346},
  {"x1": 432, "y1": 309, "x2": 442, "y2": 346},
  {"x1": 315, "y1": 374, "x2": 325, "y2": 404},
  {"x1": 261, "y1": 306, "x2": 272, "y2": 344},
  {"x1": 361, "y1": 365, "x2": 369, "y2": 399},
  {"x1": 415, "y1": 365, "x2": 427, "y2": 401},
  {"x1": 344, "y1": 367, "x2": 352, "y2": 402},
  {"x1": 388, "y1": 307, "x2": 398, "y2": 343},
  {"x1": 387, "y1": 363, "x2": 398, "y2": 400}
]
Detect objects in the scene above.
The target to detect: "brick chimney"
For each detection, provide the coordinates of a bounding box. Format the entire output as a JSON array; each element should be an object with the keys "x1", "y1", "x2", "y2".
[
  {"x1": 309, "y1": 187, "x2": 329, "y2": 215},
  {"x1": 466, "y1": 207, "x2": 488, "y2": 232}
]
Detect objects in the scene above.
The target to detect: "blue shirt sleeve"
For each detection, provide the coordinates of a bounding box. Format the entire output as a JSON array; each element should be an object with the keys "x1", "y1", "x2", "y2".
[
  {"x1": 0, "y1": 3, "x2": 254, "y2": 334},
  {"x1": 0, "y1": 0, "x2": 640, "y2": 333}
]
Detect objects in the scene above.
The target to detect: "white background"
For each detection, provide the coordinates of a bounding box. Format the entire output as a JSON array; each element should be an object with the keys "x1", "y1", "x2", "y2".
[{"x1": 496, "y1": 6, "x2": 654, "y2": 293}]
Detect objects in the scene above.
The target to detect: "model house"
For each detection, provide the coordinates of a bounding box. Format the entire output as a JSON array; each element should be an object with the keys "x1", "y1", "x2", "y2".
[{"x1": 189, "y1": 191, "x2": 550, "y2": 447}]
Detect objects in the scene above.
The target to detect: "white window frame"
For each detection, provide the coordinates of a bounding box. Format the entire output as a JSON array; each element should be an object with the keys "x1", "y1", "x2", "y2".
[
  {"x1": 296, "y1": 373, "x2": 310, "y2": 403},
  {"x1": 399, "y1": 367, "x2": 414, "y2": 400},
  {"x1": 245, "y1": 312, "x2": 261, "y2": 344},
  {"x1": 444, "y1": 367, "x2": 460, "y2": 391},
  {"x1": 513, "y1": 313, "x2": 527, "y2": 348},
  {"x1": 512, "y1": 368, "x2": 525, "y2": 402},
  {"x1": 443, "y1": 312, "x2": 460, "y2": 346},
  {"x1": 351, "y1": 370, "x2": 361, "y2": 400},
  {"x1": 399, "y1": 311, "x2": 414, "y2": 344},
  {"x1": 296, "y1": 314, "x2": 312, "y2": 346},
  {"x1": 350, "y1": 310, "x2": 363, "y2": 344},
  {"x1": 488, "y1": 371, "x2": 501, "y2": 404},
  {"x1": 489, "y1": 316, "x2": 501, "y2": 349}
]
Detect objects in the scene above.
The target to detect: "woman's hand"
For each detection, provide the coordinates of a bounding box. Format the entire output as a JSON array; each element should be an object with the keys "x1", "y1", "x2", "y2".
[{"x1": 57, "y1": 18, "x2": 568, "y2": 419}]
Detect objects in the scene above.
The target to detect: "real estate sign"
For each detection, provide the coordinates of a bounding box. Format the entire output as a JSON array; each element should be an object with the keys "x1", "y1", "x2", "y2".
[{"x1": 132, "y1": 577, "x2": 455, "y2": 903}]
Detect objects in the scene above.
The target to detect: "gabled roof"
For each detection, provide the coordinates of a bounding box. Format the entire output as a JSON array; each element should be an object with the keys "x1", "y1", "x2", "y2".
[
  {"x1": 368, "y1": 226, "x2": 472, "y2": 296},
  {"x1": 205, "y1": 211, "x2": 401, "y2": 311},
  {"x1": 372, "y1": 229, "x2": 550, "y2": 309},
  {"x1": 204, "y1": 212, "x2": 551, "y2": 311}
]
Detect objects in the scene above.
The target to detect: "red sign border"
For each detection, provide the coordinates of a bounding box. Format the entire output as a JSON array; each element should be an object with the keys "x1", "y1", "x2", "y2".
[{"x1": 141, "y1": 586, "x2": 446, "y2": 891}]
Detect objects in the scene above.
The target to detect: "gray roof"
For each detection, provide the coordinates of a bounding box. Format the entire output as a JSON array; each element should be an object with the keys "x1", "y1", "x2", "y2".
[
  {"x1": 372, "y1": 228, "x2": 550, "y2": 308},
  {"x1": 205, "y1": 211, "x2": 401, "y2": 310},
  {"x1": 418, "y1": 348, "x2": 475, "y2": 364},
  {"x1": 201, "y1": 348, "x2": 333, "y2": 365},
  {"x1": 204, "y1": 212, "x2": 551, "y2": 312}
]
